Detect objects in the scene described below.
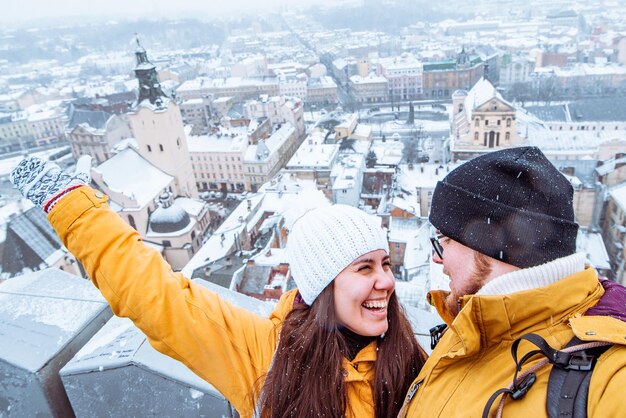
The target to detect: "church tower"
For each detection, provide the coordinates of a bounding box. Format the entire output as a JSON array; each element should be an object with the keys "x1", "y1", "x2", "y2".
[
  {"x1": 133, "y1": 37, "x2": 167, "y2": 106},
  {"x1": 126, "y1": 37, "x2": 198, "y2": 198}
]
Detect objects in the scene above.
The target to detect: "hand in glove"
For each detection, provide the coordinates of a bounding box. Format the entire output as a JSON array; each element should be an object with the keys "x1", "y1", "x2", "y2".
[{"x1": 10, "y1": 155, "x2": 92, "y2": 213}]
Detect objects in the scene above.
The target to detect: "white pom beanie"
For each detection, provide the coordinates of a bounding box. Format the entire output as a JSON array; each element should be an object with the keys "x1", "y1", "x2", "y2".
[{"x1": 286, "y1": 204, "x2": 389, "y2": 305}]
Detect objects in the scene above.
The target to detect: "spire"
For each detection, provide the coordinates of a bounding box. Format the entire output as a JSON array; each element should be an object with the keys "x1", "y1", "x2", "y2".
[
  {"x1": 133, "y1": 35, "x2": 168, "y2": 108},
  {"x1": 134, "y1": 34, "x2": 149, "y2": 65}
]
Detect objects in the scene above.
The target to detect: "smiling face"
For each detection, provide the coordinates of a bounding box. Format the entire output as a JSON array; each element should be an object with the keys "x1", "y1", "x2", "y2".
[
  {"x1": 432, "y1": 233, "x2": 518, "y2": 316},
  {"x1": 332, "y1": 249, "x2": 395, "y2": 337}
]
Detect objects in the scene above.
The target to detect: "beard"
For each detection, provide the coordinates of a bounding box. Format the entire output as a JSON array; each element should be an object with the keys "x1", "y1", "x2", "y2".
[{"x1": 444, "y1": 251, "x2": 493, "y2": 318}]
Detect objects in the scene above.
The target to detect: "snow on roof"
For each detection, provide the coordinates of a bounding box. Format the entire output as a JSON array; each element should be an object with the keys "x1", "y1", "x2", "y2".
[
  {"x1": 464, "y1": 77, "x2": 506, "y2": 121},
  {"x1": 609, "y1": 182, "x2": 626, "y2": 212},
  {"x1": 331, "y1": 154, "x2": 364, "y2": 190},
  {"x1": 378, "y1": 53, "x2": 423, "y2": 71},
  {"x1": 252, "y1": 247, "x2": 288, "y2": 266},
  {"x1": 213, "y1": 96, "x2": 233, "y2": 103},
  {"x1": 0, "y1": 146, "x2": 72, "y2": 177},
  {"x1": 62, "y1": 314, "x2": 221, "y2": 397},
  {"x1": 332, "y1": 167, "x2": 359, "y2": 190},
  {"x1": 349, "y1": 74, "x2": 387, "y2": 84},
  {"x1": 27, "y1": 109, "x2": 60, "y2": 122},
  {"x1": 182, "y1": 177, "x2": 329, "y2": 277},
  {"x1": 352, "y1": 124, "x2": 372, "y2": 138},
  {"x1": 244, "y1": 123, "x2": 295, "y2": 163},
  {"x1": 576, "y1": 229, "x2": 611, "y2": 271},
  {"x1": 176, "y1": 77, "x2": 211, "y2": 92},
  {"x1": 308, "y1": 76, "x2": 337, "y2": 88},
  {"x1": 186, "y1": 130, "x2": 248, "y2": 154},
  {"x1": 174, "y1": 197, "x2": 206, "y2": 217},
  {"x1": 595, "y1": 155, "x2": 626, "y2": 176},
  {"x1": 181, "y1": 193, "x2": 265, "y2": 277},
  {"x1": 0, "y1": 269, "x2": 108, "y2": 372},
  {"x1": 0, "y1": 200, "x2": 34, "y2": 244},
  {"x1": 181, "y1": 98, "x2": 203, "y2": 105},
  {"x1": 388, "y1": 218, "x2": 431, "y2": 270},
  {"x1": 389, "y1": 196, "x2": 418, "y2": 216},
  {"x1": 370, "y1": 139, "x2": 403, "y2": 166},
  {"x1": 396, "y1": 162, "x2": 459, "y2": 191},
  {"x1": 93, "y1": 148, "x2": 173, "y2": 207},
  {"x1": 135, "y1": 96, "x2": 172, "y2": 113},
  {"x1": 286, "y1": 142, "x2": 338, "y2": 169}
]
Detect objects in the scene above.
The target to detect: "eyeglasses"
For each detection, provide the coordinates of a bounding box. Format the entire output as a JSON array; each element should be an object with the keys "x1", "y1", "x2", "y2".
[{"x1": 430, "y1": 234, "x2": 445, "y2": 259}]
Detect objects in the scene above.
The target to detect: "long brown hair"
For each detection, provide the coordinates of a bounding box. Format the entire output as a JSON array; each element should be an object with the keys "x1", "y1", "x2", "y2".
[{"x1": 256, "y1": 285, "x2": 425, "y2": 418}]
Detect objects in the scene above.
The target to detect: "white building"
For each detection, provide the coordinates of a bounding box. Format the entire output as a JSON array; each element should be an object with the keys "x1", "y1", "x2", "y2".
[
  {"x1": 330, "y1": 154, "x2": 365, "y2": 206},
  {"x1": 244, "y1": 124, "x2": 299, "y2": 192},
  {"x1": 349, "y1": 74, "x2": 388, "y2": 103},
  {"x1": 378, "y1": 53, "x2": 423, "y2": 101}
]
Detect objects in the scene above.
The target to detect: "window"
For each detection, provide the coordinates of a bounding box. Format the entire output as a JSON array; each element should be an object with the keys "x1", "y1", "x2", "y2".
[
  {"x1": 484, "y1": 132, "x2": 488, "y2": 146},
  {"x1": 147, "y1": 145, "x2": 152, "y2": 152},
  {"x1": 475, "y1": 118, "x2": 479, "y2": 127},
  {"x1": 505, "y1": 132, "x2": 510, "y2": 140},
  {"x1": 485, "y1": 120, "x2": 489, "y2": 126},
  {"x1": 159, "y1": 144, "x2": 164, "y2": 151},
  {"x1": 506, "y1": 119, "x2": 511, "y2": 127},
  {"x1": 474, "y1": 132, "x2": 479, "y2": 141},
  {"x1": 128, "y1": 215, "x2": 137, "y2": 230}
]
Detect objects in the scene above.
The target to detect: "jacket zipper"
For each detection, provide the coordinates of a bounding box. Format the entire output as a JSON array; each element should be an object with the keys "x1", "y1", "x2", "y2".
[{"x1": 398, "y1": 381, "x2": 422, "y2": 418}]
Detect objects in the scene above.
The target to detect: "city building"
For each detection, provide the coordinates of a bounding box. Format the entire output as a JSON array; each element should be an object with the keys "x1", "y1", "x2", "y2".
[
  {"x1": 450, "y1": 78, "x2": 524, "y2": 160},
  {"x1": 66, "y1": 107, "x2": 131, "y2": 164},
  {"x1": 126, "y1": 41, "x2": 197, "y2": 198},
  {"x1": 349, "y1": 74, "x2": 388, "y2": 103},
  {"x1": 187, "y1": 127, "x2": 249, "y2": 193},
  {"x1": 377, "y1": 53, "x2": 423, "y2": 101},
  {"x1": 422, "y1": 49, "x2": 484, "y2": 99},
  {"x1": 243, "y1": 123, "x2": 299, "y2": 192},
  {"x1": 603, "y1": 183, "x2": 626, "y2": 284},
  {"x1": 306, "y1": 76, "x2": 338, "y2": 105},
  {"x1": 244, "y1": 95, "x2": 306, "y2": 141},
  {"x1": 1, "y1": 207, "x2": 82, "y2": 278}
]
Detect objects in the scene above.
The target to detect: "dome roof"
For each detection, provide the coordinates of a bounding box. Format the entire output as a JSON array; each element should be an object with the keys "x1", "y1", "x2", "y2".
[{"x1": 150, "y1": 203, "x2": 191, "y2": 233}]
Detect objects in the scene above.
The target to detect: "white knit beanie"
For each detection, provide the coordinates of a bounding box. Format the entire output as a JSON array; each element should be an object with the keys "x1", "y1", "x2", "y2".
[{"x1": 286, "y1": 204, "x2": 389, "y2": 305}]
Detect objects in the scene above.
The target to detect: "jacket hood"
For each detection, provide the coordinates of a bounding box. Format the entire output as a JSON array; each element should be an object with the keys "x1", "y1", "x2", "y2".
[
  {"x1": 586, "y1": 279, "x2": 626, "y2": 322},
  {"x1": 268, "y1": 288, "x2": 300, "y2": 325}
]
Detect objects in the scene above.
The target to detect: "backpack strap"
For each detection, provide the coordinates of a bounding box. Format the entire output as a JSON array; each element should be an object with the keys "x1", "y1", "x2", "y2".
[
  {"x1": 483, "y1": 334, "x2": 612, "y2": 418},
  {"x1": 546, "y1": 336, "x2": 613, "y2": 418}
]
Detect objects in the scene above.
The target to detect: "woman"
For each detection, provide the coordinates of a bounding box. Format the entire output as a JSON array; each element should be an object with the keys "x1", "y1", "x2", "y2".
[{"x1": 10, "y1": 156, "x2": 426, "y2": 418}]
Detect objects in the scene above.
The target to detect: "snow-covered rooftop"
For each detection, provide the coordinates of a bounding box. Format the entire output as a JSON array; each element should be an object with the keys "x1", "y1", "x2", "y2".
[
  {"x1": 93, "y1": 148, "x2": 173, "y2": 208},
  {"x1": 464, "y1": 77, "x2": 505, "y2": 121},
  {"x1": 186, "y1": 129, "x2": 248, "y2": 154},
  {"x1": 182, "y1": 176, "x2": 329, "y2": 277},
  {"x1": 609, "y1": 182, "x2": 626, "y2": 212},
  {"x1": 244, "y1": 123, "x2": 295, "y2": 163}
]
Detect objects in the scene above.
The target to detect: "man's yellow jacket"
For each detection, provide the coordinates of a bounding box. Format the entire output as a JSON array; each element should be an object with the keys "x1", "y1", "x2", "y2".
[{"x1": 399, "y1": 267, "x2": 626, "y2": 417}]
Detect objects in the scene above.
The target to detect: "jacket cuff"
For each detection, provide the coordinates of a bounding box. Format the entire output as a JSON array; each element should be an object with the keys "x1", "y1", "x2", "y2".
[{"x1": 47, "y1": 186, "x2": 109, "y2": 234}]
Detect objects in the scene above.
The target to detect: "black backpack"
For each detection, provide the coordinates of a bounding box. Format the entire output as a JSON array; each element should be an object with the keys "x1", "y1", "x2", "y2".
[{"x1": 482, "y1": 333, "x2": 613, "y2": 418}]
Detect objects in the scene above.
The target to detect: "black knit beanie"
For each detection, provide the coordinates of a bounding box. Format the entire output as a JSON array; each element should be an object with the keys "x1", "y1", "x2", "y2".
[{"x1": 429, "y1": 146, "x2": 579, "y2": 268}]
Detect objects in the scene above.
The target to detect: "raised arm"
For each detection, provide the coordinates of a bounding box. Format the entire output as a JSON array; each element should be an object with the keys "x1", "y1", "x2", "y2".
[{"x1": 11, "y1": 157, "x2": 278, "y2": 416}]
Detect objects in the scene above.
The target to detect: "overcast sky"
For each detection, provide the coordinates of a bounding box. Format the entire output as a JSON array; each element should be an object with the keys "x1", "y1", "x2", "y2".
[{"x1": 2, "y1": 0, "x2": 337, "y2": 26}]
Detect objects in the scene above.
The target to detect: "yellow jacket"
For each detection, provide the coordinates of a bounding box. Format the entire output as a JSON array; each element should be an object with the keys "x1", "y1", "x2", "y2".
[
  {"x1": 49, "y1": 187, "x2": 378, "y2": 418},
  {"x1": 399, "y1": 267, "x2": 626, "y2": 417}
]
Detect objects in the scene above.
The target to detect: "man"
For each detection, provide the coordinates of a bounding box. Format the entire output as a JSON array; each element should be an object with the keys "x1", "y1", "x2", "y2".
[{"x1": 399, "y1": 146, "x2": 626, "y2": 417}]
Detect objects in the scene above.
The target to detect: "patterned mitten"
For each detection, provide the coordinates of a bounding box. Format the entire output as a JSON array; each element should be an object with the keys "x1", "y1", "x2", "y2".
[{"x1": 10, "y1": 155, "x2": 92, "y2": 213}]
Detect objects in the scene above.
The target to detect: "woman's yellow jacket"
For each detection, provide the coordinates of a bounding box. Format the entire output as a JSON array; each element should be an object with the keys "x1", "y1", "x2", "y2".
[{"x1": 49, "y1": 186, "x2": 378, "y2": 417}]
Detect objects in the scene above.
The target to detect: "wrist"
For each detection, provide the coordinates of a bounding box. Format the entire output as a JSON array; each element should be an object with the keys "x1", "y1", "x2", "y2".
[{"x1": 43, "y1": 184, "x2": 84, "y2": 213}]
